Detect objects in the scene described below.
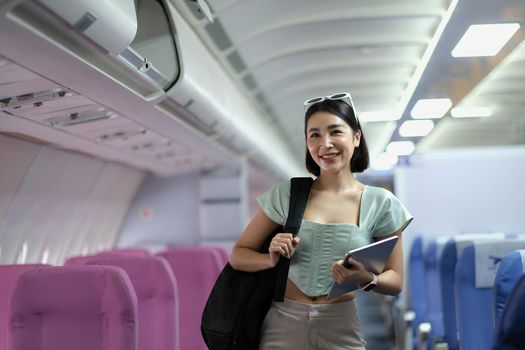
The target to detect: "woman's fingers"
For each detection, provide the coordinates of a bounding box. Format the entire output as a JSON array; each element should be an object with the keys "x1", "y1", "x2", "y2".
[
  {"x1": 331, "y1": 264, "x2": 345, "y2": 284},
  {"x1": 270, "y1": 233, "x2": 298, "y2": 258},
  {"x1": 269, "y1": 240, "x2": 290, "y2": 258},
  {"x1": 276, "y1": 233, "x2": 294, "y2": 252}
]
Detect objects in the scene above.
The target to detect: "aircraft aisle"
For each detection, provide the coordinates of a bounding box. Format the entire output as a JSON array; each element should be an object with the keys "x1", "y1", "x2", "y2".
[{"x1": 1, "y1": 0, "x2": 525, "y2": 349}]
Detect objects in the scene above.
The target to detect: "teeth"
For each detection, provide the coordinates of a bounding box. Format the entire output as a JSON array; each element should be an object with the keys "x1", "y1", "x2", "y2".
[{"x1": 320, "y1": 153, "x2": 338, "y2": 159}]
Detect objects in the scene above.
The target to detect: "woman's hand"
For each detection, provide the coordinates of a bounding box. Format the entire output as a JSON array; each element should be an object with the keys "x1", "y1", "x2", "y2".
[
  {"x1": 268, "y1": 233, "x2": 300, "y2": 267},
  {"x1": 331, "y1": 256, "x2": 373, "y2": 285}
]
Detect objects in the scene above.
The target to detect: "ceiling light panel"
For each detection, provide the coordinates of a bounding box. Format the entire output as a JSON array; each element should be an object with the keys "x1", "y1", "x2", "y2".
[
  {"x1": 386, "y1": 141, "x2": 416, "y2": 156},
  {"x1": 399, "y1": 120, "x2": 435, "y2": 137},
  {"x1": 371, "y1": 152, "x2": 398, "y2": 171},
  {"x1": 411, "y1": 98, "x2": 452, "y2": 119},
  {"x1": 452, "y1": 23, "x2": 520, "y2": 57},
  {"x1": 451, "y1": 107, "x2": 492, "y2": 118}
]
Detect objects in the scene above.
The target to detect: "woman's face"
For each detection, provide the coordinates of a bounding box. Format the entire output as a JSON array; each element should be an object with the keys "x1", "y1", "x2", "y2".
[{"x1": 306, "y1": 111, "x2": 361, "y2": 174}]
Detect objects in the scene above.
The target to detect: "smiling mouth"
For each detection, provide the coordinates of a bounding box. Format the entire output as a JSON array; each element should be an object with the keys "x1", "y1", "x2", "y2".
[{"x1": 319, "y1": 152, "x2": 340, "y2": 159}]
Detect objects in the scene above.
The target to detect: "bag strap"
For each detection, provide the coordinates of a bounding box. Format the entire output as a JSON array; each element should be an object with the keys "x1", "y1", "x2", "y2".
[{"x1": 273, "y1": 176, "x2": 313, "y2": 301}]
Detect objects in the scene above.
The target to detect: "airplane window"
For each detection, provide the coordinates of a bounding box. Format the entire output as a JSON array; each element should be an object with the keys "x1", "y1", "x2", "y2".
[{"x1": 129, "y1": 0, "x2": 180, "y2": 89}]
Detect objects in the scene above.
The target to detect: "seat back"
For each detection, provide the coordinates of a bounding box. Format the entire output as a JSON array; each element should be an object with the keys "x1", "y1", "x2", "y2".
[
  {"x1": 64, "y1": 255, "x2": 100, "y2": 266},
  {"x1": 206, "y1": 246, "x2": 230, "y2": 267},
  {"x1": 439, "y1": 233, "x2": 505, "y2": 350},
  {"x1": 65, "y1": 248, "x2": 150, "y2": 266},
  {"x1": 408, "y1": 237, "x2": 426, "y2": 332},
  {"x1": 456, "y1": 240, "x2": 525, "y2": 350},
  {"x1": 493, "y1": 274, "x2": 525, "y2": 349},
  {"x1": 157, "y1": 247, "x2": 223, "y2": 350},
  {"x1": 423, "y1": 237, "x2": 449, "y2": 341},
  {"x1": 97, "y1": 248, "x2": 150, "y2": 257},
  {"x1": 87, "y1": 256, "x2": 179, "y2": 350},
  {"x1": 493, "y1": 250, "x2": 525, "y2": 329},
  {"x1": 0, "y1": 264, "x2": 48, "y2": 350},
  {"x1": 9, "y1": 266, "x2": 138, "y2": 350}
]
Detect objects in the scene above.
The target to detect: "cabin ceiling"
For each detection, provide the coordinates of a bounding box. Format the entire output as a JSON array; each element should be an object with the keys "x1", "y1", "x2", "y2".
[
  {"x1": 1, "y1": 0, "x2": 524, "y2": 178},
  {"x1": 175, "y1": 0, "x2": 525, "y2": 169}
]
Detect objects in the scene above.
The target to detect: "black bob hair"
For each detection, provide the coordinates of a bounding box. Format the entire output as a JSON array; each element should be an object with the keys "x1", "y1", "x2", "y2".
[{"x1": 304, "y1": 99, "x2": 370, "y2": 176}]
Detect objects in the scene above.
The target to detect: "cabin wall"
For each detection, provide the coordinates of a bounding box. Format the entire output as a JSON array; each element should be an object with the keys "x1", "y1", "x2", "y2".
[
  {"x1": 117, "y1": 165, "x2": 249, "y2": 250},
  {"x1": 0, "y1": 134, "x2": 145, "y2": 265},
  {"x1": 117, "y1": 172, "x2": 202, "y2": 249},
  {"x1": 395, "y1": 145, "x2": 525, "y2": 245},
  {"x1": 393, "y1": 145, "x2": 525, "y2": 305},
  {"x1": 117, "y1": 162, "x2": 278, "y2": 251}
]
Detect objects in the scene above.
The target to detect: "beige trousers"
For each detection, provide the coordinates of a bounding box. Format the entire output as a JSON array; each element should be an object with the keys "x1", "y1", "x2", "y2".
[{"x1": 259, "y1": 298, "x2": 366, "y2": 350}]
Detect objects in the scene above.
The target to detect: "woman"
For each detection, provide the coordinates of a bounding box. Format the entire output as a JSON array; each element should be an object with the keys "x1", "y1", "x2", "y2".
[{"x1": 229, "y1": 92, "x2": 413, "y2": 349}]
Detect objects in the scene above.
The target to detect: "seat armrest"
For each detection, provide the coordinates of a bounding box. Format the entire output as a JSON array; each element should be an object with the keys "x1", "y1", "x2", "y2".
[{"x1": 417, "y1": 322, "x2": 431, "y2": 350}]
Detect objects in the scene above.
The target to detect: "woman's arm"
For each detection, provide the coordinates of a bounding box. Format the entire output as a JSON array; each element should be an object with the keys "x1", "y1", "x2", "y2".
[
  {"x1": 372, "y1": 231, "x2": 404, "y2": 295},
  {"x1": 230, "y1": 207, "x2": 297, "y2": 272}
]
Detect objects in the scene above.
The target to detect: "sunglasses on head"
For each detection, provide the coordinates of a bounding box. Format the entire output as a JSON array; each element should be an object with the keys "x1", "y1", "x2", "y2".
[{"x1": 303, "y1": 92, "x2": 355, "y2": 113}]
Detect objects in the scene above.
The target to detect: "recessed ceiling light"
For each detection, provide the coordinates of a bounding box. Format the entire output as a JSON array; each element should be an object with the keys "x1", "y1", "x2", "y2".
[
  {"x1": 452, "y1": 23, "x2": 520, "y2": 57},
  {"x1": 411, "y1": 98, "x2": 452, "y2": 119},
  {"x1": 399, "y1": 120, "x2": 435, "y2": 137},
  {"x1": 451, "y1": 107, "x2": 492, "y2": 118},
  {"x1": 386, "y1": 141, "x2": 415, "y2": 156},
  {"x1": 395, "y1": 0, "x2": 459, "y2": 118},
  {"x1": 372, "y1": 152, "x2": 398, "y2": 171},
  {"x1": 360, "y1": 111, "x2": 400, "y2": 122}
]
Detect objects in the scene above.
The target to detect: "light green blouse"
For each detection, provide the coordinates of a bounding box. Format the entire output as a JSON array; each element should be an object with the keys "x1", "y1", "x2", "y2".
[{"x1": 257, "y1": 180, "x2": 413, "y2": 297}]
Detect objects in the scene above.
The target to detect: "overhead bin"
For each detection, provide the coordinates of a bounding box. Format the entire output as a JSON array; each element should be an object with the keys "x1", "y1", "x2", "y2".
[
  {"x1": 159, "y1": 4, "x2": 305, "y2": 178},
  {"x1": 0, "y1": 0, "x2": 301, "y2": 178},
  {"x1": 3, "y1": 0, "x2": 177, "y2": 99},
  {"x1": 118, "y1": 0, "x2": 180, "y2": 90},
  {"x1": 36, "y1": 0, "x2": 138, "y2": 55}
]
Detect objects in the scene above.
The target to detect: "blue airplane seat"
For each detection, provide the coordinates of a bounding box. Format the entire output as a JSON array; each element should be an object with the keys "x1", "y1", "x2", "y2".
[
  {"x1": 493, "y1": 274, "x2": 525, "y2": 350},
  {"x1": 408, "y1": 236, "x2": 426, "y2": 335},
  {"x1": 424, "y1": 238, "x2": 447, "y2": 343},
  {"x1": 438, "y1": 239, "x2": 459, "y2": 350},
  {"x1": 439, "y1": 233, "x2": 507, "y2": 350},
  {"x1": 493, "y1": 250, "x2": 525, "y2": 328},
  {"x1": 455, "y1": 240, "x2": 525, "y2": 350}
]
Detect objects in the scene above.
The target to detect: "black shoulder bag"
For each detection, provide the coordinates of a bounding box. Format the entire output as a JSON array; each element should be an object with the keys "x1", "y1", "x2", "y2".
[{"x1": 201, "y1": 177, "x2": 313, "y2": 350}]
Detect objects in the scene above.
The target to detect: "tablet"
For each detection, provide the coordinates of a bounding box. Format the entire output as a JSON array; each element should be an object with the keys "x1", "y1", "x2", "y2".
[{"x1": 328, "y1": 235, "x2": 399, "y2": 298}]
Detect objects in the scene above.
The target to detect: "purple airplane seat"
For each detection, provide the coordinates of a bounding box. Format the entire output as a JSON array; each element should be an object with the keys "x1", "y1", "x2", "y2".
[
  {"x1": 87, "y1": 256, "x2": 180, "y2": 350},
  {"x1": 64, "y1": 255, "x2": 100, "y2": 266},
  {"x1": 206, "y1": 246, "x2": 230, "y2": 266},
  {"x1": 0, "y1": 264, "x2": 48, "y2": 350},
  {"x1": 157, "y1": 247, "x2": 223, "y2": 350},
  {"x1": 97, "y1": 248, "x2": 150, "y2": 257},
  {"x1": 9, "y1": 265, "x2": 138, "y2": 350}
]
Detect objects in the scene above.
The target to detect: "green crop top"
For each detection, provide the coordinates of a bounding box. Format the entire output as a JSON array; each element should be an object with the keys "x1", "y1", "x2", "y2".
[{"x1": 257, "y1": 180, "x2": 413, "y2": 297}]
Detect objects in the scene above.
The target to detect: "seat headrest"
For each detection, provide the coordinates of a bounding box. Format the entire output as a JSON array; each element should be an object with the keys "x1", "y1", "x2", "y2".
[
  {"x1": 86, "y1": 256, "x2": 177, "y2": 298},
  {"x1": 494, "y1": 274, "x2": 525, "y2": 349},
  {"x1": 494, "y1": 250, "x2": 525, "y2": 327},
  {"x1": 97, "y1": 248, "x2": 150, "y2": 257},
  {"x1": 472, "y1": 240, "x2": 525, "y2": 288},
  {"x1": 11, "y1": 265, "x2": 137, "y2": 314}
]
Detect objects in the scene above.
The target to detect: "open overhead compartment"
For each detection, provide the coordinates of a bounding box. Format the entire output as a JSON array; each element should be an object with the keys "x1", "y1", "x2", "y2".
[
  {"x1": 0, "y1": 0, "x2": 303, "y2": 178},
  {"x1": 158, "y1": 3, "x2": 304, "y2": 178},
  {"x1": 0, "y1": 0, "x2": 234, "y2": 176},
  {"x1": 2, "y1": 0, "x2": 178, "y2": 98},
  {"x1": 35, "y1": 0, "x2": 138, "y2": 55}
]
